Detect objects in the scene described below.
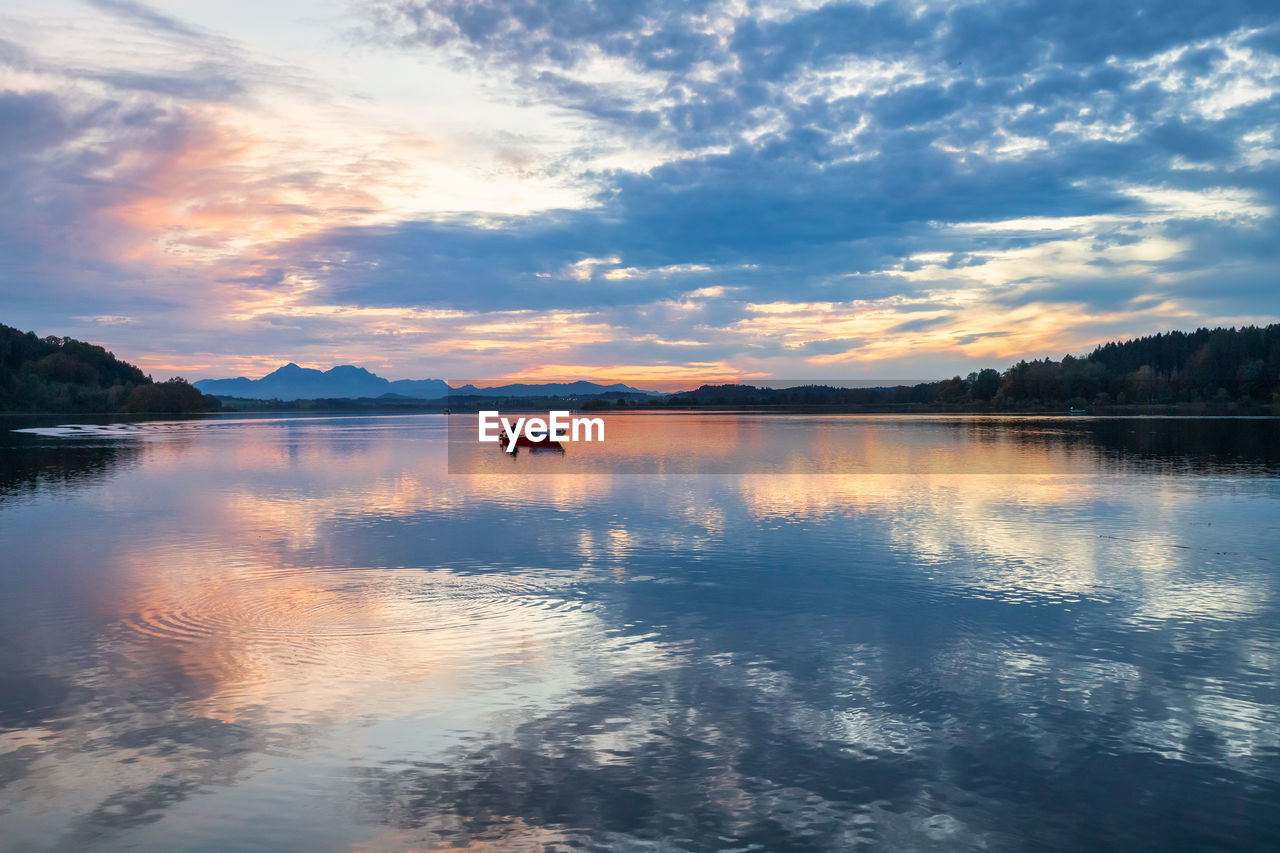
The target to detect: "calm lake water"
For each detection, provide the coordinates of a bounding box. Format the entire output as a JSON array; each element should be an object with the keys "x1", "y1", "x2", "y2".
[{"x1": 2, "y1": 413, "x2": 1279, "y2": 851}]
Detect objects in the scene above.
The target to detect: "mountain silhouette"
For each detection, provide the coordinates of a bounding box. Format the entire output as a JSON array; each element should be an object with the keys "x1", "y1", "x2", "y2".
[
  {"x1": 194, "y1": 365, "x2": 653, "y2": 400},
  {"x1": 449, "y1": 381, "x2": 654, "y2": 398},
  {"x1": 194, "y1": 364, "x2": 451, "y2": 400}
]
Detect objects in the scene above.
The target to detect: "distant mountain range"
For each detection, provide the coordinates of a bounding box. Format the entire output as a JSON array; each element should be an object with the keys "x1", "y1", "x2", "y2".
[
  {"x1": 451, "y1": 380, "x2": 656, "y2": 398},
  {"x1": 193, "y1": 363, "x2": 653, "y2": 400},
  {"x1": 194, "y1": 364, "x2": 449, "y2": 400}
]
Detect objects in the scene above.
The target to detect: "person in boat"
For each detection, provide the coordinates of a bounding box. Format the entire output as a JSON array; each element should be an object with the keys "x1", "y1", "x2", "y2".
[{"x1": 501, "y1": 433, "x2": 565, "y2": 453}]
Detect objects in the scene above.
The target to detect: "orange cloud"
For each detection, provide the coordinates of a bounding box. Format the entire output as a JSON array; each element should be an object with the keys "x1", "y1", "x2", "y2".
[{"x1": 101, "y1": 106, "x2": 392, "y2": 267}]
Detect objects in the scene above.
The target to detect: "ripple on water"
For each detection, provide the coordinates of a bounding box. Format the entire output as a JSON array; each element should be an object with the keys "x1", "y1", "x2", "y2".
[
  {"x1": 120, "y1": 566, "x2": 587, "y2": 664},
  {"x1": 13, "y1": 422, "x2": 210, "y2": 438}
]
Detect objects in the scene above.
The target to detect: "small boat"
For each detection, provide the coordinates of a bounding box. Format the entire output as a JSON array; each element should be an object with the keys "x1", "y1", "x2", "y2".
[
  {"x1": 501, "y1": 434, "x2": 565, "y2": 453},
  {"x1": 1067, "y1": 407, "x2": 1087, "y2": 415}
]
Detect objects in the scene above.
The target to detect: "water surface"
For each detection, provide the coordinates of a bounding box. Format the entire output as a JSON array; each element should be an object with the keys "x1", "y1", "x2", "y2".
[{"x1": 2, "y1": 414, "x2": 1278, "y2": 851}]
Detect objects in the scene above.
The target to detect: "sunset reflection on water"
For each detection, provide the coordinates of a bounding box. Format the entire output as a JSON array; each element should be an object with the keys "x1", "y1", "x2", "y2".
[{"x1": 1, "y1": 414, "x2": 1278, "y2": 851}]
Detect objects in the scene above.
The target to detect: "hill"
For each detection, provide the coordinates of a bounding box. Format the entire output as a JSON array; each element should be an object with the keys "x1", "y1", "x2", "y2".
[
  {"x1": 655, "y1": 324, "x2": 1280, "y2": 412},
  {"x1": 194, "y1": 364, "x2": 652, "y2": 401},
  {"x1": 194, "y1": 363, "x2": 451, "y2": 400},
  {"x1": 0, "y1": 323, "x2": 218, "y2": 414},
  {"x1": 449, "y1": 380, "x2": 655, "y2": 398}
]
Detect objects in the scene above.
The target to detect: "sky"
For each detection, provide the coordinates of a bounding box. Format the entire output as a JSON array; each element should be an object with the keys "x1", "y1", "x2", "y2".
[{"x1": 2, "y1": 0, "x2": 1278, "y2": 383}]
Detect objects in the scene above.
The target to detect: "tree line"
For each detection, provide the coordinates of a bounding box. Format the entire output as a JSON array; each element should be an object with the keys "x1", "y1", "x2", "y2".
[
  {"x1": 0, "y1": 323, "x2": 219, "y2": 414},
  {"x1": 5, "y1": 321, "x2": 1278, "y2": 414},
  {"x1": 655, "y1": 324, "x2": 1280, "y2": 412}
]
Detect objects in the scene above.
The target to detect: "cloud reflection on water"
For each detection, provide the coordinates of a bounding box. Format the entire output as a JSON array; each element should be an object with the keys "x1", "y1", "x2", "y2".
[{"x1": 0, "y1": 414, "x2": 1277, "y2": 850}]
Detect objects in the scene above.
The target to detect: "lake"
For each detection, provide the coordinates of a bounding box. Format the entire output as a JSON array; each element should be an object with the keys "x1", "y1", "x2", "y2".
[{"x1": 2, "y1": 413, "x2": 1279, "y2": 851}]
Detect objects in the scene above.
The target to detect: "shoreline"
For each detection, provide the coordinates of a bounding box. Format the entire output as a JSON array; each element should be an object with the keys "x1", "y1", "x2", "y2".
[{"x1": 4, "y1": 404, "x2": 1280, "y2": 420}]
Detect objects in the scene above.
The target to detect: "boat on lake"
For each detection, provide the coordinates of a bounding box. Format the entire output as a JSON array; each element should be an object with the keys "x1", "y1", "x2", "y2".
[{"x1": 501, "y1": 434, "x2": 565, "y2": 453}]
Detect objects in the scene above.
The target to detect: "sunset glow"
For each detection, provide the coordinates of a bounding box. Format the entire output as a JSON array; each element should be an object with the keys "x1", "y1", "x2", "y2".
[{"x1": 3, "y1": 1, "x2": 1278, "y2": 380}]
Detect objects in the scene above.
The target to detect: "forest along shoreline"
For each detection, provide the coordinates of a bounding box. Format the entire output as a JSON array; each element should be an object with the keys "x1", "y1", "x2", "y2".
[{"x1": 4, "y1": 321, "x2": 1279, "y2": 417}]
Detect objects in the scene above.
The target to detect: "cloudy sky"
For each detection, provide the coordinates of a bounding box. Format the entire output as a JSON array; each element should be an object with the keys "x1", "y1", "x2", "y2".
[{"x1": 2, "y1": 0, "x2": 1278, "y2": 382}]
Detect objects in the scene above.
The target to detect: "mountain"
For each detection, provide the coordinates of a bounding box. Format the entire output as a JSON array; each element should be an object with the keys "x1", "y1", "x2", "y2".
[
  {"x1": 194, "y1": 364, "x2": 451, "y2": 400},
  {"x1": 194, "y1": 366, "x2": 654, "y2": 401},
  {"x1": 449, "y1": 381, "x2": 655, "y2": 397}
]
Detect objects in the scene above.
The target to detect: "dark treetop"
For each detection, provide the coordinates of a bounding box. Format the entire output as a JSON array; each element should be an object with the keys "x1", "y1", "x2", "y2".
[{"x1": 0, "y1": 322, "x2": 217, "y2": 414}]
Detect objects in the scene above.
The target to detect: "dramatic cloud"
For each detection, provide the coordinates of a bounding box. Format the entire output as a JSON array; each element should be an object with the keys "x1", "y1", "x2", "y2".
[{"x1": 1, "y1": 0, "x2": 1277, "y2": 379}]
